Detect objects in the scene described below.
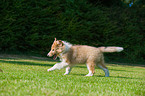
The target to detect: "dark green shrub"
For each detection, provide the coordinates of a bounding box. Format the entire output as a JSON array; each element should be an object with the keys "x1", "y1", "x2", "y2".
[{"x1": 0, "y1": 0, "x2": 144, "y2": 63}]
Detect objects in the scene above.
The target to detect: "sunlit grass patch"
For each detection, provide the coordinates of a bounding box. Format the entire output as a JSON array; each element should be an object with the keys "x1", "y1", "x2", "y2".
[{"x1": 0, "y1": 55, "x2": 145, "y2": 96}]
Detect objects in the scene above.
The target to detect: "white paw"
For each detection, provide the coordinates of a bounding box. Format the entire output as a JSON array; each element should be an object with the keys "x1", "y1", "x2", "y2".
[
  {"x1": 64, "y1": 73, "x2": 69, "y2": 75},
  {"x1": 47, "y1": 69, "x2": 52, "y2": 72},
  {"x1": 85, "y1": 74, "x2": 93, "y2": 76}
]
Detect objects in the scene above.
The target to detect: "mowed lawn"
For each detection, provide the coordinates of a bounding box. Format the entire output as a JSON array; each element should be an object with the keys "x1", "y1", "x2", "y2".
[{"x1": 0, "y1": 55, "x2": 145, "y2": 96}]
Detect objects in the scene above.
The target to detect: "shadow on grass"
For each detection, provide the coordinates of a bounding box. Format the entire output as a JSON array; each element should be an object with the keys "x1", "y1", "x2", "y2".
[
  {"x1": 0, "y1": 57, "x2": 56, "y2": 62},
  {"x1": 0, "y1": 60, "x2": 54, "y2": 67},
  {"x1": 75, "y1": 66, "x2": 134, "y2": 72},
  {"x1": 108, "y1": 76, "x2": 142, "y2": 80},
  {"x1": 109, "y1": 62, "x2": 145, "y2": 68},
  {"x1": 71, "y1": 74, "x2": 141, "y2": 79},
  {"x1": 71, "y1": 73, "x2": 86, "y2": 76},
  {"x1": 109, "y1": 69, "x2": 134, "y2": 72}
]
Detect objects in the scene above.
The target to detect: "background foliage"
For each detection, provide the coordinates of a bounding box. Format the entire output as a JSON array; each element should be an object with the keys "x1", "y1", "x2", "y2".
[{"x1": 0, "y1": 0, "x2": 144, "y2": 63}]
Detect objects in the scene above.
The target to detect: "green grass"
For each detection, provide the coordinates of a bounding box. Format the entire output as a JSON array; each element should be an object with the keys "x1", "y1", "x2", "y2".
[{"x1": 0, "y1": 54, "x2": 145, "y2": 96}]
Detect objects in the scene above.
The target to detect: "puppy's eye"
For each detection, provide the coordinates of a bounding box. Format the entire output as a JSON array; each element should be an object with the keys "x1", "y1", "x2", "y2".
[{"x1": 52, "y1": 49, "x2": 54, "y2": 51}]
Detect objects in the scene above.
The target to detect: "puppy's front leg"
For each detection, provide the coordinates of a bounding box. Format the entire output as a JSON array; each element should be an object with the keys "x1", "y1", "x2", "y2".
[
  {"x1": 64, "y1": 66, "x2": 73, "y2": 75},
  {"x1": 47, "y1": 62, "x2": 69, "y2": 72}
]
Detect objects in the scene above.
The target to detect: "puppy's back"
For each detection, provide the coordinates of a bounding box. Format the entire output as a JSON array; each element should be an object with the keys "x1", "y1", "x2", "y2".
[{"x1": 68, "y1": 45, "x2": 102, "y2": 64}]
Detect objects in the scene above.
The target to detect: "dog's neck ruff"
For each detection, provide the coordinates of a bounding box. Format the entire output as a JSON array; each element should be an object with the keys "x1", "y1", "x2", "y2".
[
  {"x1": 62, "y1": 41, "x2": 72, "y2": 54},
  {"x1": 58, "y1": 41, "x2": 72, "y2": 61}
]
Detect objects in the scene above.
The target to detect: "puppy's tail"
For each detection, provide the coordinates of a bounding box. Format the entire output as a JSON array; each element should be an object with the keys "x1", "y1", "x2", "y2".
[{"x1": 99, "y1": 47, "x2": 123, "y2": 53}]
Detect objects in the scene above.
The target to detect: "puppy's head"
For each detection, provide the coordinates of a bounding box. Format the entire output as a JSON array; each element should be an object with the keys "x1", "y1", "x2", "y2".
[{"x1": 47, "y1": 38, "x2": 65, "y2": 60}]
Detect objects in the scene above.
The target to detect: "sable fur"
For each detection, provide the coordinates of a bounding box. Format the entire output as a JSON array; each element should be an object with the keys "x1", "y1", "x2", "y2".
[{"x1": 47, "y1": 38, "x2": 123, "y2": 77}]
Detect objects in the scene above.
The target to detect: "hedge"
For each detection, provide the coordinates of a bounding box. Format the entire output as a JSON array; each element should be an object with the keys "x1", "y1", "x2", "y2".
[{"x1": 0, "y1": 0, "x2": 144, "y2": 63}]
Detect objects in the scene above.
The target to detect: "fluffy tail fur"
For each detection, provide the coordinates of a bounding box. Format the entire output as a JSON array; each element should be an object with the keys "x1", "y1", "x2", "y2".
[{"x1": 99, "y1": 47, "x2": 124, "y2": 53}]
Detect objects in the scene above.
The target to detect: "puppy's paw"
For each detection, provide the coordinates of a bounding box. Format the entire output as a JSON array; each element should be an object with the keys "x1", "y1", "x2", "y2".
[
  {"x1": 64, "y1": 73, "x2": 69, "y2": 75},
  {"x1": 47, "y1": 69, "x2": 52, "y2": 72},
  {"x1": 85, "y1": 74, "x2": 93, "y2": 76}
]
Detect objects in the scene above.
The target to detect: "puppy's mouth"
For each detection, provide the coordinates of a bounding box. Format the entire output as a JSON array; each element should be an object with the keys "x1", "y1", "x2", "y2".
[{"x1": 53, "y1": 54, "x2": 58, "y2": 60}]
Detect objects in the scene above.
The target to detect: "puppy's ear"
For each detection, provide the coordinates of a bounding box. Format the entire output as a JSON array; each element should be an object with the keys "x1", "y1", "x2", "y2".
[
  {"x1": 57, "y1": 40, "x2": 64, "y2": 46},
  {"x1": 54, "y1": 38, "x2": 57, "y2": 41}
]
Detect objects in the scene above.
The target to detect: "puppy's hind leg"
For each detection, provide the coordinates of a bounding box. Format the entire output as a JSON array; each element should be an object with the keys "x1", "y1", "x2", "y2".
[
  {"x1": 98, "y1": 63, "x2": 109, "y2": 77},
  {"x1": 86, "y1": 62, "x2": 95, "y2": 76}
]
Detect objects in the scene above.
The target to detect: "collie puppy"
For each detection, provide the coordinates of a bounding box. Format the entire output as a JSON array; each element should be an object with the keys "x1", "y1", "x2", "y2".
[{"x1": 47, "y1": 38, "x2": 123, "y2": 77}]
